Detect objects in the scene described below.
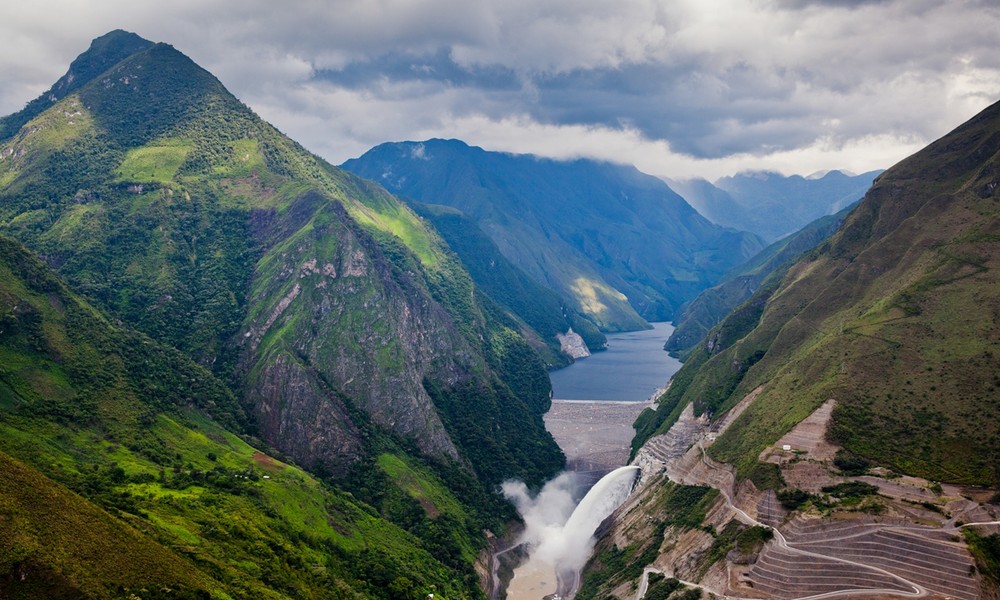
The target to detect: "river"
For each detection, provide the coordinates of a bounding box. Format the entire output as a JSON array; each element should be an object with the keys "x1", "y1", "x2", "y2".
[{"x1": 549, "y1": 322, "x2": 683, "y2": 401}]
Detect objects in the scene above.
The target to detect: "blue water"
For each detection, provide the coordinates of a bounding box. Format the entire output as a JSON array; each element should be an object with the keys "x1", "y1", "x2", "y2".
[{"x1": 549, "y1": 322, "x2": 683, "y2": 401}]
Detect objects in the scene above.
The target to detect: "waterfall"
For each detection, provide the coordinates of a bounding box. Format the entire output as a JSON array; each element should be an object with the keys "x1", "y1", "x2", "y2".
[{"x1": 504, "y1": 465, "x2": 641, "y2": 599}]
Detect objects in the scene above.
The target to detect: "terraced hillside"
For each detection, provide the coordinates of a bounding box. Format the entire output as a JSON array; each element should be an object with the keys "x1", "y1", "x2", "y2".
[
  {"x1": 584, "y1": 387, "x2": 999, "y2": 600},
  {"x1": 750, "y1": 518, "x2": 981, "y2": 599},
  {"x1": 582, "y1": 97, "x2": 1000, "y2": 600}
]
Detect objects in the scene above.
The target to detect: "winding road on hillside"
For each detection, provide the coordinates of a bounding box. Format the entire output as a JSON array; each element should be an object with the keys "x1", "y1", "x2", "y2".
[
  {"x1": 633, "y1": 442, "x2": 936, "y2": 600},
  {"x1": 696, "y1": 442, "x2": 930, "y2": 599}
]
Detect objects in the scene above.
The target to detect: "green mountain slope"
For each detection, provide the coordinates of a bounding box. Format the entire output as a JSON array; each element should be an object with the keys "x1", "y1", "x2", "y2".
[
  {"x1": 342, "y1": 139, "x2": 765, "y2": 333},
  {"x1": 635, "y1": 98, "x2": 1000, "y2": 486},
  {"x1": 0, "y1": 31, "x2": 568, "y2": 598},
  {"x1": 411, "y1": 201, "x2": 607, "y2": 366},
  {"x1": 666, "y1": 205, "x2": 855, "y2": 358},
  {"x1": 0, "y1": 234, "x2": 497, "y2": 599},
  {"x1": 0, "y1": 450, "x2": 220, "y2": 600},
  {"x1": 0, "y1": 30, "x2": 154, "y2": 142},
  {"x1": 0, "y1": 31, "x2": 562, "y2": 490}
]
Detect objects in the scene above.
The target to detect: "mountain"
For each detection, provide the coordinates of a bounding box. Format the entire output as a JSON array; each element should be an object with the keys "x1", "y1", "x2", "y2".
[
  {"x1": 410, "y1": 201, "x2": 607, "y2": 366},
  {"x1": 580, "y1": 97, "x2": 1000, "y2": 600},
  {"x1": 0, "y1": 30, "x2": 154, "y2": 142},
  {"x1": 0, "y1": 31, "x2": 567, "y2": 597},
  {"x1": 0, "y1": 234, "x2": 499, "y2": 598},
  {"x1": 665, "y1": 204, "x2": 855, "y2": 358},
  {"x1": 342, "y1": 139, "x2": 765, "y2": 334},
  {"x1": 671, "y1": 168, "x2": 881, "y2": 242},
  {"x1": 636, "y1": 97, "x2": 1000, "y2": 483}
]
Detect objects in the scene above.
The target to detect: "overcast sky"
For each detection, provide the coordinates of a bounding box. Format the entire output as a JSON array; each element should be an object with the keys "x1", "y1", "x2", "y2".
[{"x1": 2, "y1": 0, "x2": 998, "y2": 180}]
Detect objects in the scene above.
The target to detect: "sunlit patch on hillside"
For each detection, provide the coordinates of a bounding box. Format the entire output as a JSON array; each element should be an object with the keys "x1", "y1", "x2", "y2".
[
  {"x1": 0, "y1": 95, "x2": 94, "y2": 188},
  {"x1": 571, "y1": 276, "x2": 627, "y2": 318},
  {"x1": 211, "y1": 138, "x2": 266, "y2": 177},
  {"x1": 116, "y1": 138, "x2": 193, "y2": 183}
]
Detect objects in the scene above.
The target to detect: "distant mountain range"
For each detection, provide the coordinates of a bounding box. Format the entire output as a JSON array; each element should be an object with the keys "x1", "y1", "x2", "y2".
[
  {"x1": 343, "y1": 139, "x2": 765, "y2": 334},
  {"x1": 670, "y1": 169, "x2": 882, "y2": 242}
]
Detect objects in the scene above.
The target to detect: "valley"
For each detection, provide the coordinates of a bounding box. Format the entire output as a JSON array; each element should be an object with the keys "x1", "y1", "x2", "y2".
[
  {"x1": 504, "y1": 324, "x2": 679, "y2": 599},
  {"x1": 1, "y1": 21, "x2": 999, "y2": 600}
]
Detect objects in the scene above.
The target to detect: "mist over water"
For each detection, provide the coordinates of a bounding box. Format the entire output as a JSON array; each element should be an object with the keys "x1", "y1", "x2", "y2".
[
  {"x1": 549, "y1": 322, "x2": 681, "y2": 401},
  {"x1": 503, "y1": 466, "x2": 641, "y2": 598},
  {"x1": 502, "y1": 473, "x2": 586, "y2": 573},
  {"x1": 502, "y1": 323, "x2": 671, "y2": 597}
]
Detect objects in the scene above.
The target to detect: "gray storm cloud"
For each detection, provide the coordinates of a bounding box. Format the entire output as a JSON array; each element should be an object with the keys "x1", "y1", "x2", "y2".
[{"x1": 2, "y1": 0, "x2": 998, "y2": 178}]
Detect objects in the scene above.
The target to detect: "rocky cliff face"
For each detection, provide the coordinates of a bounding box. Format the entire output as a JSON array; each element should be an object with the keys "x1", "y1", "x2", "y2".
[
  {"x1": 238, "y1": 196, "x2": 472, "y2": 471},
  {"x1": 0, "y1": 32, "x2": 563, "y2": 488},
  {"x1": 556, "y1": 329, "x2": 591, "y2": 359}
]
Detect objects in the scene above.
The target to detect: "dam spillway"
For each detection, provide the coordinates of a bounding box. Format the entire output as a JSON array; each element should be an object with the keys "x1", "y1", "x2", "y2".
[{"x1": 504, "y1": 465, "x2": 641, "y2": 599}]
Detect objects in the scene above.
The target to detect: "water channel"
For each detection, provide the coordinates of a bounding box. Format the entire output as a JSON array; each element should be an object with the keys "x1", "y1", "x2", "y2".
[{"x1": 502, "y1": 322, "x2": 684, "y2": 600}]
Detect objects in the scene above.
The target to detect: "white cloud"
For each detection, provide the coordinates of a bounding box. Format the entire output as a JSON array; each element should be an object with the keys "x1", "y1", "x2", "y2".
[
  {"x1": 414, "y1": 113, "x2": 926, "y2": 181},
  {"x1": 1, "y1": 0, "x2": 997, "y2": 179}
]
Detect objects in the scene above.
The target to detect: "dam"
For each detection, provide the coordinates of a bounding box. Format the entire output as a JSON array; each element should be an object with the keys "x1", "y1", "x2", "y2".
[{"x1": 502, "y1": 324, "x2": 679, "y2": 599}]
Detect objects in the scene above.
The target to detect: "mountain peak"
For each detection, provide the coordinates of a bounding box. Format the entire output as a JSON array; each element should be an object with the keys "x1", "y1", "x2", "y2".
[
  {"x1": 0, "y1": 30, "x2": 153, "y2": 141},
  {"x1": 70, "y1": 37, "x2": 242, "y2": 149},
  {"x1": 51, "y1": 30, "x2": 154, "y2": 97},
  {"x1": 0, "y1": 29, "x2": 235, "y2": 150}
]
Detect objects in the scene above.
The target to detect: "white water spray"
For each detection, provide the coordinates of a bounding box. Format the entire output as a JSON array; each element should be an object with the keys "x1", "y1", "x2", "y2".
[{"x1": 504, "y1": 466, "x2": 641, "y2": 598}]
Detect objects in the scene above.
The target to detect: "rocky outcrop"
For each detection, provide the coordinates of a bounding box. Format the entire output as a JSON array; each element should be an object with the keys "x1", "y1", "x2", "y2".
[
  {"x1": 247, "y1": 352, "x2": 363, "y2": 475},
  {"x1": 556, "y1": 328, "x2": 590, "y2": 359},
  {"x1": 238, "y1": 197, "x2": 472, "y2": 472}
]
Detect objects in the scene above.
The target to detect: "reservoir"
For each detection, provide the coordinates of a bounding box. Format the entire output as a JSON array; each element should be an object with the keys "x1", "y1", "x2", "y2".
[
  {"x1": 505, "y1": 324, "x2": 682, "y2": 599},
  {"x1": 549, "y1": 322, "x2": 683, "y2": 401},
  {"x1": 543, "y1": 322, "x2": 683, "y2": 476}
]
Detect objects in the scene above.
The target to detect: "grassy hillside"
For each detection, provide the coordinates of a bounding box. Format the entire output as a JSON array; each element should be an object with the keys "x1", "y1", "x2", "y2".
[
  {"x1": 635, "y1": 99, "x2": 1000, "y2": 485},
  {"x1": 0, "y1": 32, "x2": 563, "y2": 488},
  {"x1": 0, "y1": 233, "x2": 497, "y2": 598},
  {"x1": 0, "y1": 30, "x2": 568, "y2": 598},
  {"x1": 666, "y1": 206, "x2": 854, "y2": 359},
  {"x1": 0, "y1": 450, "x2": 220, "y2": 600}
]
